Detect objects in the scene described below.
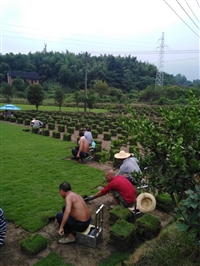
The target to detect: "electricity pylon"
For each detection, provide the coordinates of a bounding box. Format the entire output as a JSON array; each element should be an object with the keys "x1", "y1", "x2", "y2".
[{"x1": 155, "y1": 32, "x2": 166, "y2": 89}]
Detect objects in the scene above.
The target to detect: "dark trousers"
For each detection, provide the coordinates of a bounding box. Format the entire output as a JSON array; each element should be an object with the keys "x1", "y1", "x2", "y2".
[
  {"x1": 72, "y1": 146, "x2": 88, "y2": 159},
  {"x1": 56, "y1": 206, "x2": 91, "y2": 235}
]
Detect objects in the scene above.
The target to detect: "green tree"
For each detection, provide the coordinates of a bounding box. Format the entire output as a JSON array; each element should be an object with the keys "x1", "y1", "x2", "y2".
[
  {"x1": 54, "y1": 87, "x2": 65, "y2": 111},
  {"x1": 27, "y1": 84, "x2": 44, "y2": 110},
  {"x1": 1, "y1": 83, "x2": 14, "y2": 103},
  {"x1": 119, "y1": 90, "x2": 200, "y2": 238},
  {"x1": 85, "y1": 89, "x2": 98, "y2": 111},
  {"x1": 93, "y1": 79, "x2": 110, "y2": 98},
  {"x1": 119, "y1": 90, "x2": 200, "y2": 202},
  {"x1": 109, "y1": 87, "x2": 123, "y2": 102},
  {"x1": 12, "y1": 77, "x2": 25, "y2": 92},
  {"x1": 74, "y1": 90, "x2": 84, "y2": 110}
]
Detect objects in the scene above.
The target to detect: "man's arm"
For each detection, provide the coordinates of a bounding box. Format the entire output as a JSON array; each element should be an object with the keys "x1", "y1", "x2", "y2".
[
  {"x1": 77, "y1": 139, "x2": 84, "y2": 157},
  {"x1": 58, "y1": 197, "x2": 72, "y2": 235},
  {"x1": 93, "y1": 191, "x2": 103, "y2": 198},
  {"x1": 84, "y1": 191, "x2": 102, "y2": 201}
]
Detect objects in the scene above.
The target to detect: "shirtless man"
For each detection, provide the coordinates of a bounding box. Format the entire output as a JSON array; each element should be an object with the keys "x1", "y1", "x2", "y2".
[
  {"x1": 56, "y1": 182, "x2": 91, "y2": 244},
  {"x1": 71, "y1": 132, "x2": 89, "y2": 160}
]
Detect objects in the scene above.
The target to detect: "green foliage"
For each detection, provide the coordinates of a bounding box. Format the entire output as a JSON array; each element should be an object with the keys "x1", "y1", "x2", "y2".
[
  {"x1": 73, "y1": 90, "x2": 84, "y2": 109},
  {"x1": 109, "y1": 139, "x2": 124, "y2": 160},
  {"x1": 85, "y1": 89, "x2": 98, "y2": 110},
  {"x1": 176, "y1": 184, "x2": 200, "y2": 239},
  {"x1": 127, "y1": 224, "x2": 200, "y2": 266},
  {"x1": 1, "y1": 83, "x2": 14, "y2": 103},
  {"x1": 120, "y1": 90, "x2": 200, "y2": 238},
  {"x1": 12, "y1": 77, "x2": 25, "y2": 92},
  {"x1": 54, "y1": 87, "x2": 65, "y2": 111},
  {"x1": 93, "y1": 79, "x2": 110, "y2": 98},
  {"x1": 27, "y1": 84, "x2": 45, "y2": 110},
  {"x1": 120, "y1": 91, "x2": 200, "y2": 199},
  {"x1": 99, "y1": 251, "x2": 132, "y2": 266}
]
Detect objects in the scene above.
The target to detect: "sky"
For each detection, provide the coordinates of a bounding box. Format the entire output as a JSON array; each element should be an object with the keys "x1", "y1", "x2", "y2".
[{"x1": 0, "y1": 0, "x2": 199, "y2": 82}]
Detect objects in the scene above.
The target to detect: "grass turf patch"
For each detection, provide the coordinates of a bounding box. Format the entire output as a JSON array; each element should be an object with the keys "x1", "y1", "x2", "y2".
[
  {"x1": 0, "y1": 122, "x2": 105, "y2": 232},
  {"x1": 33, "y1": 252, "x2": 72, "y2": 266},
  {"x1": 20, "y1": 233, "x2": 48, "y2": 256}
]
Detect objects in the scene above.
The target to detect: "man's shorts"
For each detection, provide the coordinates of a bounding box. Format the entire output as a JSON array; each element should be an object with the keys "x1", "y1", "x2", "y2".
[{"x1": 113, "y1": 190, "x2": 135, "y2": 208}]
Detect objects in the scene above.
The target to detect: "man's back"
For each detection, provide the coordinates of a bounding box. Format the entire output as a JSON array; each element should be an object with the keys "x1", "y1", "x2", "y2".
[
  {"x1": 33, "y1": 120, "x2": 43, "y2": 127},
  {"x1": 117, "y1": 157, "x2": 141, "y2": 179},
  {"x1": 79, "y1": 137, "x2": 89, "y2": 153},
  {"x1": 66, "y1": 192, "x2": 90, "y2": 221},
  {"x1": 84, "y1": 131, "x2": 93, "y2": 145},
  {"x1": 101, "y1": 175, "x2": 136, "y2": 203}
]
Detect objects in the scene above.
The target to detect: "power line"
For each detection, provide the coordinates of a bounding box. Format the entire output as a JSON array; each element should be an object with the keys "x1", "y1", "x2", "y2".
[
  {"x1": 152, "y1": 57, "x2": 199, "y2": 64},
  {"x1": 164, "y1": 0, "x2": 200, "y2": 38},
  {"x1": 176, "y1": 0, "x2": 200, "y2": 30},
  {"x1": 2, "y1": 23, "x2": 155, "y2": 44},
  {"x1": 3, "y1": 30, "x2": 199, "y2": 55},
  {"x1": 185, "y1": 0, "x2": 199, "y2": 22},
  {"x1": 196, "y1": 0, "x2": 200, "y2": 8},
  {"x1": 2, "y1": 33, "x2": 199, "y2": 54}
]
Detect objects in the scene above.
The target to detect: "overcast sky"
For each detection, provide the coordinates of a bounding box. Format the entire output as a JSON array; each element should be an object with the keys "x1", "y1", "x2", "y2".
[{"x1": 0, "y1": 0, "x2": 199, "y2": 81}]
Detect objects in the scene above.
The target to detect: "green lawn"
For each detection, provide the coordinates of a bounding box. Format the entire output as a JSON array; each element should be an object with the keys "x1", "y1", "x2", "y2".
[
  {"x1": 0, "y1": 122, "x2": 105, "y2": 232},
  {"x1": 0, "y1": 103, "x2": 108, "y2": 113}
]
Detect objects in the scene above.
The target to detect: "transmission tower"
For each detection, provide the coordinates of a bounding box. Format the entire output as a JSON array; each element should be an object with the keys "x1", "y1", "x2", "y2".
[
  {"x1": 155, "y1": 32, "x2": 166, "y2": 88},
  {"x1": 43, "y1": 43, "x2": 47, "y2": 54}
]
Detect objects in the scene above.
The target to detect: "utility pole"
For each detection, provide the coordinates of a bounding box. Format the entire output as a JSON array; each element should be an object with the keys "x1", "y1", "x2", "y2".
[
  {"x1": 155, "y1": 32, "x2": 166, "y2": 89},
  {"x1": 84, "y1": 52, "x2": 88, "y2": 112},
  {"x1": 43, "y1": 43, "x2": 47, "y2": 54}
]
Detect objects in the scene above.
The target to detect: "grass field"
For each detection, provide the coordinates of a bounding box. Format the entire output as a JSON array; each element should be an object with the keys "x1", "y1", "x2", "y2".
[
  {"x1": 0, "y1": 122, "x2": 104, "y2": 232},
  {"x1": 0, "y1": 103, "x2": 108, "y2": 113}
]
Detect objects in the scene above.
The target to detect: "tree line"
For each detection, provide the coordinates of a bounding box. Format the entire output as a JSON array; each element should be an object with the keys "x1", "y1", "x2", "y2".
[
  {"x1": 0, "y1": 50, "x2": 200, "y2": 109},
  {"x1": 1, "y1": 50, "x2": 199, "y2": 91}
]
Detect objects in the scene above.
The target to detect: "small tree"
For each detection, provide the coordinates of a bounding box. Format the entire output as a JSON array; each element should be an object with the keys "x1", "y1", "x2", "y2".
[
  {"x1": 74, "y1": 90, "x2": 84, "y2": 110},
  {"x1": 12, "y1": 77, "x2": 25, "y2": 92},
  {"x1": 93, "y1": 79, "x2": 110, "y2": 98},
  {"x1": 1, "y1": 83, "x2": 14, "y2": 103},
  {"x1": 54, "y1": 87, "x2": 65, "y2": 111},
  {"x1": 27, "y1": 84, "x2": 44, "y2": 110},
  {"x1": 85, "y1": 89, "x2": 98, "y2": 111}
]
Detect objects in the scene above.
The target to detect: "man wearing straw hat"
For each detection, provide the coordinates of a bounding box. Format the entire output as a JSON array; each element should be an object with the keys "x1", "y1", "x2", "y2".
[{"x1": 114, "y1": 150, "x2": 142, "y2": 185}]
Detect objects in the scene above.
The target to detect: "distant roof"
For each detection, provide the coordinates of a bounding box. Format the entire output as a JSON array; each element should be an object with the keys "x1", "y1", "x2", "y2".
[{"x1": 8, "y1": 70, "x2": 40, "y2": 80}]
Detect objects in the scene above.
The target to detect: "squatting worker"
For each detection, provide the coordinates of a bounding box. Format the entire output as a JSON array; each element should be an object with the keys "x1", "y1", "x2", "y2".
[
  {"x1": 114, "y1": 150, "x2": 142, "y2": 185},
  {"x1": 91, "y1": 170, "x2": 136, "y2": 208},
  {"x1": 72, "y1": 132, "x2": 89, "y2": 160},
  {"x1": 55, "y1": 182, "x2": 91, "y2": 244},
  {"x1": 31, "y1": 118, "x2": 43, "y2": 128}
]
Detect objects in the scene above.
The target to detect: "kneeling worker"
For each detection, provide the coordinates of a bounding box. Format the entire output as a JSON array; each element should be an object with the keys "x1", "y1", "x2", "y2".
[
  {"x1": 86, "y1": 170, "x2": 136, "y2": 208},
  {"x1": 56, "y1": 182, "x2": 91, "y2": 244},
  {"x1": 72, "y1": 132, "x2": 89, "y2": 161}
]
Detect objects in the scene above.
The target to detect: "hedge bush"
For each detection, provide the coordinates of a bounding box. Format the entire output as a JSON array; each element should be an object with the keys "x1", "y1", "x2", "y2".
[{"x1": 52, "y1": 130, "x2": 60, "y2": 139}]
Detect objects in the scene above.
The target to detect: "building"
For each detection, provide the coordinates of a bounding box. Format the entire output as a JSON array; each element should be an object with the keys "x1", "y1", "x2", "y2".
[{"x1": 7, "y1": 71, "x2": 40, "y2": 85}]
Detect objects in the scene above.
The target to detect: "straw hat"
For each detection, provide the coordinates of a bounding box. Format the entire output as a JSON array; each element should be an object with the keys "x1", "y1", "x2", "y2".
[
  {"x1": 114, "y1": 150, "x2": 131, "y2": 159},
  {"x1": 31, "y1": 119, "x2": 35, "y2": 123},
  {"x1": 137, "y1": 192, "x2": 156, "y2": 213}
]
